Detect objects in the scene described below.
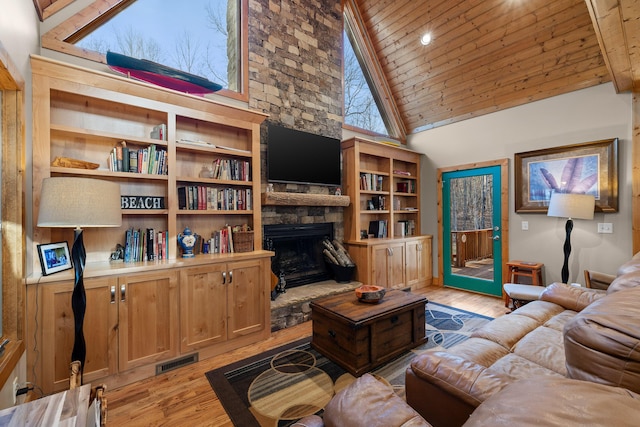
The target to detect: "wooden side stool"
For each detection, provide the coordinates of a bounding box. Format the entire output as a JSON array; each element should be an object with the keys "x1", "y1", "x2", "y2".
[{"x1": 504, "y1": 261, "x2": 544, "y2": 308}]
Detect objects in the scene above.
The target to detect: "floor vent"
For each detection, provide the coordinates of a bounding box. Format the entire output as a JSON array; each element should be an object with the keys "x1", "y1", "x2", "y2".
[{"x1": 156, "y1": 353, "x2": 198, "y2": 375}]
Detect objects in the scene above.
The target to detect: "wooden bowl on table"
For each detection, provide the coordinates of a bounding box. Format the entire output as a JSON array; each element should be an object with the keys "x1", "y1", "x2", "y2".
[{"x1": 355, "y1": 285, "x2": 386, "y2": 303}]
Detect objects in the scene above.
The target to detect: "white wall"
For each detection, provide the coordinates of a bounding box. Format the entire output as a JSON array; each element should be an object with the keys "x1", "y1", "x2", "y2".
[
  {"x1": 408, "y1": 83, "x2": 633, "y2": 284},
  {"x1": 0, "y1": 0, "x2": 40, "y2": 408}
]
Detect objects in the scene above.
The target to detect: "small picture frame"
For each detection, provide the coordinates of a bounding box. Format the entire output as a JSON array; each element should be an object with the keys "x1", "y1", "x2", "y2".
[{"x1": 37, "y1": 241, "x2": 72, "y2": 276}]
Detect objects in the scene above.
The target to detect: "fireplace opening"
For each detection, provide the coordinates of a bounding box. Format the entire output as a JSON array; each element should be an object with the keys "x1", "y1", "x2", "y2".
[{"x1": 264, "y1": 223, "x2": 334, "y2": 289}]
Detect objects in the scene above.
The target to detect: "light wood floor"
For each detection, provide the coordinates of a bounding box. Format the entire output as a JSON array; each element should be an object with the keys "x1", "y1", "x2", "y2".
[{"x1": 107, "y1": 285, "x2": 505, "y2": 426}]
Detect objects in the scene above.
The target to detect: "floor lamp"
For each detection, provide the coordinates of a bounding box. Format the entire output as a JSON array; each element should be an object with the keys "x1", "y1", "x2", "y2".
[
  {"x1": 547, "y1": 192, "x2": 595, "y2": 283},
  {"x1": 37, "y1": 177, "x2": 122, "y2": 378}
]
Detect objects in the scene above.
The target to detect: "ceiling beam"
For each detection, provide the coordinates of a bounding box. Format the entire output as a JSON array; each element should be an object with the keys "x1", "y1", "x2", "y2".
[{"x1": 585, "y1": 0, "x2": 640, "y2": 92}]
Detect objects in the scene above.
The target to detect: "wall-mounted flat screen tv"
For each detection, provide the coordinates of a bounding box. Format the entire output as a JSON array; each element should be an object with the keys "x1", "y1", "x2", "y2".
[{"x1": 267, "y1": 123, "x2": 341, "y2": 186}]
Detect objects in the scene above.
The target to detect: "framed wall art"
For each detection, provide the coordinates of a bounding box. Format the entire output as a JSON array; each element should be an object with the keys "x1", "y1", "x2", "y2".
[
  {"x1": 515, "y1": 138, "x2": 618, "y2": 213},
  {"x1": 37, "y1": 241, "x2": 72, "y2": 276}
]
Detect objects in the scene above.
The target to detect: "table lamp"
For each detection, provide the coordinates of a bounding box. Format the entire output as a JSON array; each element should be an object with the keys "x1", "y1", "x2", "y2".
[
  {"x1": 37, "y1": 177, "x2": 122, "y2": 376},
  {"x1": 547, "y1": 192, "x2": 595, "y2": 283}
]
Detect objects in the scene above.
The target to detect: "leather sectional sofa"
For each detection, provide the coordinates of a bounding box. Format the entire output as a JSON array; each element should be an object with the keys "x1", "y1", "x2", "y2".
[{"x1": 295, "y1": 254, "x2": 640, "y2": 427}]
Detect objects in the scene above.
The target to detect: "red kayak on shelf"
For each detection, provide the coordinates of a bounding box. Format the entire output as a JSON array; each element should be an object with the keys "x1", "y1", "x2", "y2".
[{"x1": 106, "y1": 51, "x2": 223, "y2": 95}]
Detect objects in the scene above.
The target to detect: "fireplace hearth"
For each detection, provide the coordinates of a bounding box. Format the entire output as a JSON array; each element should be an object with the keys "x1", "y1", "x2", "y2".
[{"x1": 264, "y1": 223, "x2": 334, "y2": 290}]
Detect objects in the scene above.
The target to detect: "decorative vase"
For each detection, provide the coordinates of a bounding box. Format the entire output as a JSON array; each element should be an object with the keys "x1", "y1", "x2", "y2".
[{"x1": 178, "y1": 226, "x2": 197, "y2": 258}]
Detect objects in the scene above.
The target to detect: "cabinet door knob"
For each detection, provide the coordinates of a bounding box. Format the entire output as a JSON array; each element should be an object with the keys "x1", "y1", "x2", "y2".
[
  {"x1": 110, "y1": 286, "x2": 116, "y2": 304},
  {"x1": 120, "y1": 284, "x2": 126, "y2": 302},
  {"x1": 228, "y1": 271, "x2": 233, "y2": 284},
  {"x1": 222, "y1": 271, "x2": 227, "y2": 284},
  {"x1": 328, "y1": 330, "x2": 336, "y2": 338}
]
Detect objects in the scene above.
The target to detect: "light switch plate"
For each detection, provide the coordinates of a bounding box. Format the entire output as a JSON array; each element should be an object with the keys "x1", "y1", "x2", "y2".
[{"x1": 597, "y1": 223, "x2": 613, "y2": 234}]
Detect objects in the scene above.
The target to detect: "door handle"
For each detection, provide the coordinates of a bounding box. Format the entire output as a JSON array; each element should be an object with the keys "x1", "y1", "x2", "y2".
[
  {"x1": 493, "y1": 235, "x2": 500, "y2": 241},
  {"x1": 120, "y1": 284, "x2": 126, "y2": 302},
  {"x1": 222, "y1": 271, "x2": 227, "y2": 284},
  {"x1": 228, "y1": 270, "x2": 233, "y2": 284},
  {"x1": 110, "y1": 286, "x2": 116, "y2": 304}
]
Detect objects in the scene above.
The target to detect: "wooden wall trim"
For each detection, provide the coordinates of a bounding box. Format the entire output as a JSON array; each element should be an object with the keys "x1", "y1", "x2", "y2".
[
  {"x1": 0, "y1": 41, "x2": 26, "y2": 387},
  {"x1": 633, "y1": 92, "x2": 640, "y2": 254}
]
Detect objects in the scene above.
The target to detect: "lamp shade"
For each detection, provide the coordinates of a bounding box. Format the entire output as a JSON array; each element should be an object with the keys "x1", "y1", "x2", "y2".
[
  {"x1": 547, "y1": 192, "x2": 595, "y2": 220},
  {"x1": 38, "y1": 177, "x2": 122, "y2": 228}
]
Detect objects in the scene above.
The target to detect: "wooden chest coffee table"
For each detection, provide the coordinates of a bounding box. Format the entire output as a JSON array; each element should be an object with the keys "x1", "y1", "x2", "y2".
[{"x1": 310, "y1": 289, "x2": 427, "y2": 376}]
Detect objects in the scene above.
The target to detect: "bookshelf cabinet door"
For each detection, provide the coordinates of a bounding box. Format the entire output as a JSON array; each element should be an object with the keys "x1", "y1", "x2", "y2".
[
  {"x1": 388, "y1": 241, "x2": 406, "y2": 289},
  {"x1": 406, "y1": 237, "x2": 432, "y2": 289},
  {"x1": 118, "y1": 271, "x2": 179, "y2": 371},
  {"x1": 227, "y1": 258, "x2": 267, "y2": 339},
  {"x1": 179, "y1": 264, "x2": 228, "y2": 353},
  {"x1": 370, "y1": 242, "x2": 404, "y2": 289},
  {"x1": 41, "y1": 277, "x2": 118, "y2": 393}
]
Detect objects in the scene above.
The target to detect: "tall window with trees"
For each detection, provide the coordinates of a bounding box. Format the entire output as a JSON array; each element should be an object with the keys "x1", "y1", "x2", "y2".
[
  {"x1": 342, "y1": 1, "x2": 405, "y2": 140},
  {"x1": 343, "y1": 30, "x2": 387, "y2": 135}
]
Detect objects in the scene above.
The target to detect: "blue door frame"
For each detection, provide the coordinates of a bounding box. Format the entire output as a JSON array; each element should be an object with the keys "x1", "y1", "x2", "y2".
[{"x1": 442, "y1": 165, "x2": 503, "y2": 296}]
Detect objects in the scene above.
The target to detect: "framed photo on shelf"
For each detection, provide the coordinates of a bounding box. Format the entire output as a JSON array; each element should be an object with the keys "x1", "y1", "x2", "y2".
[
  {"x1": 515, "y1": 138, "x2": 618, "y2": 213},
  {"x1": 37, "y1": 241, "x2": 72, "y2": 276}
]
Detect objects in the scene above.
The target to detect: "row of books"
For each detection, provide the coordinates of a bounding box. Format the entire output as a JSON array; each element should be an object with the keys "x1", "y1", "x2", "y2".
[
  {"x1": 396, "y1": 180, "x2": 416, "y2": 193},
  {"x1": 178, "y1": 186, "x2": 252, "y2": 211},
  {"x1": 368, "y1": 220, "x2": 388, "y2": 238},
  {"x1": 395, "y1": 220, "x2": 416, "y2": 237},
  {"x1": 367, "y1": 195, "x2": 386, "y2": 210},
  {"x1": 150, "y1": 124, "x2": 167, "y2": 141},
  {"x1": 360, "y1": 173, "x2": 385, "y2": 191},
  {"x1": 178, "y1": 225, "x2": 252, "y2": 256},
  {"x1": 108, "y1": 143, "x2": 168, "y2": 175},
  {"x1": 124, "y1": 228, "x2": 168, "y2": 263},
  {"x1": 211, "y1": 158, "x2": 251, "y2": 181}
]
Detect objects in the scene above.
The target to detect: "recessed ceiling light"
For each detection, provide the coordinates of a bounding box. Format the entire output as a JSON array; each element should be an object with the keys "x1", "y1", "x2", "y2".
[{"x1": 420, "y1": 33, "x2": 432, "y2": 46}]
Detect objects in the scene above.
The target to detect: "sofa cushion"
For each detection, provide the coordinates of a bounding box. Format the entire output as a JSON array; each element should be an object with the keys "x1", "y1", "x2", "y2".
[
  {"x1": 616, "y1": 256, "x2": 640, "y2": 276},
  {"x1": 564, "y1": 286, "x2": 640, "y2": 393},
  {"x1": 503, "y1": 299, "x2": 565, "y2": 323},
  {"x1": 512, "y1": 326, "x2": 567, "y2": 374},
  {"x1": 322, "y1": 373, "x2": 430, "y2": 427},
  {"x1": 540, "y1": 282, "x2": 605, "y2": 311},
  {"x1": 408, "y1": 346, "x2": 562, "y2": 408},
  {"x1": 445, "y1": 337, "x2": 510, "y2": 367},
  {"x1": 464, "y1": 376, "x2": 640, "y2": 427},
  {"x1": 608, "y1": 270, "x2": 640, "y2": 294},
  {"x1": 470, "y1": 314, "x2": 540, "y2": 350}
]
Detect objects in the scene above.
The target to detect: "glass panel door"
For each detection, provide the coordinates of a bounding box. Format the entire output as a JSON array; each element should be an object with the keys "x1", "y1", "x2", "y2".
[{"x1": 442, "y1": 165, "x2": 502, "y2": 296}]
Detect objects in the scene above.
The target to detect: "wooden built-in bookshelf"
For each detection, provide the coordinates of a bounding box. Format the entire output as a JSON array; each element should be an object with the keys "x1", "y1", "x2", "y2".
[
  {"x1": 341, "y1": 137, "x2": 432, "y2": 290},
  {"x1": 28, "y1": 55, "x2": 272, "y2": 394}
]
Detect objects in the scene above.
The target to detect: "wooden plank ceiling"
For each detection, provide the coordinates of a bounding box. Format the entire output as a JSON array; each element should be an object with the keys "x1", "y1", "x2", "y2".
[
  {"x1": 354, "y1": 0, "x2": 616, "y2": 132},
  {"x1": 31, "y1": 0, "x2": 640, "y2": 135}
]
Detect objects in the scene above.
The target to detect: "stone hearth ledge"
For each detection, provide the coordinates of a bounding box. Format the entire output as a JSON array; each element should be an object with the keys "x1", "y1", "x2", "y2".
[{"x1": 270, "y1": 280, "x2": 361, "y2": 331}]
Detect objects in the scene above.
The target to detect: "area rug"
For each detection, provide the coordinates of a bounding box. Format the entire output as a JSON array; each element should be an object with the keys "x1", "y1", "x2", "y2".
[{"x1": 205, "y1": 301, "x2": 492, "y2": 427}]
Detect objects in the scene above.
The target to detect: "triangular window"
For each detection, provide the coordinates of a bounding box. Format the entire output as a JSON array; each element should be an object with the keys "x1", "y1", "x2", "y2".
[
  {"x1": 343, "y1": 30, "x2": 388, "y2": 135},
  {"x1": 342, "y1": 3, "x2": 405, "y2": 140}
]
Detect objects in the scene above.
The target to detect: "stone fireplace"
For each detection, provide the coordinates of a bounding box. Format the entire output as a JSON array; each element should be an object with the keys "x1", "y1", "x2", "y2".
[
  {"x1": 264, "y1": 222, "x2": 334, "y2": 289},
  {"x1": 248, "y1": 0, "x2": 346, "y2": 330},
  {"x1": 265, "y1": 220, "x2": 360, "y2": 332}
]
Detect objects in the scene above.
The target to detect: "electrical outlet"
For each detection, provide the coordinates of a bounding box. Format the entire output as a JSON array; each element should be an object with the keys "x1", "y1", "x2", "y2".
[
  {"x1": 12, "y1": 377, "x2": 18, "y2": 405},
  {"x1": 521, "y1": 221, "x2": 529, "y2": 231}
]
